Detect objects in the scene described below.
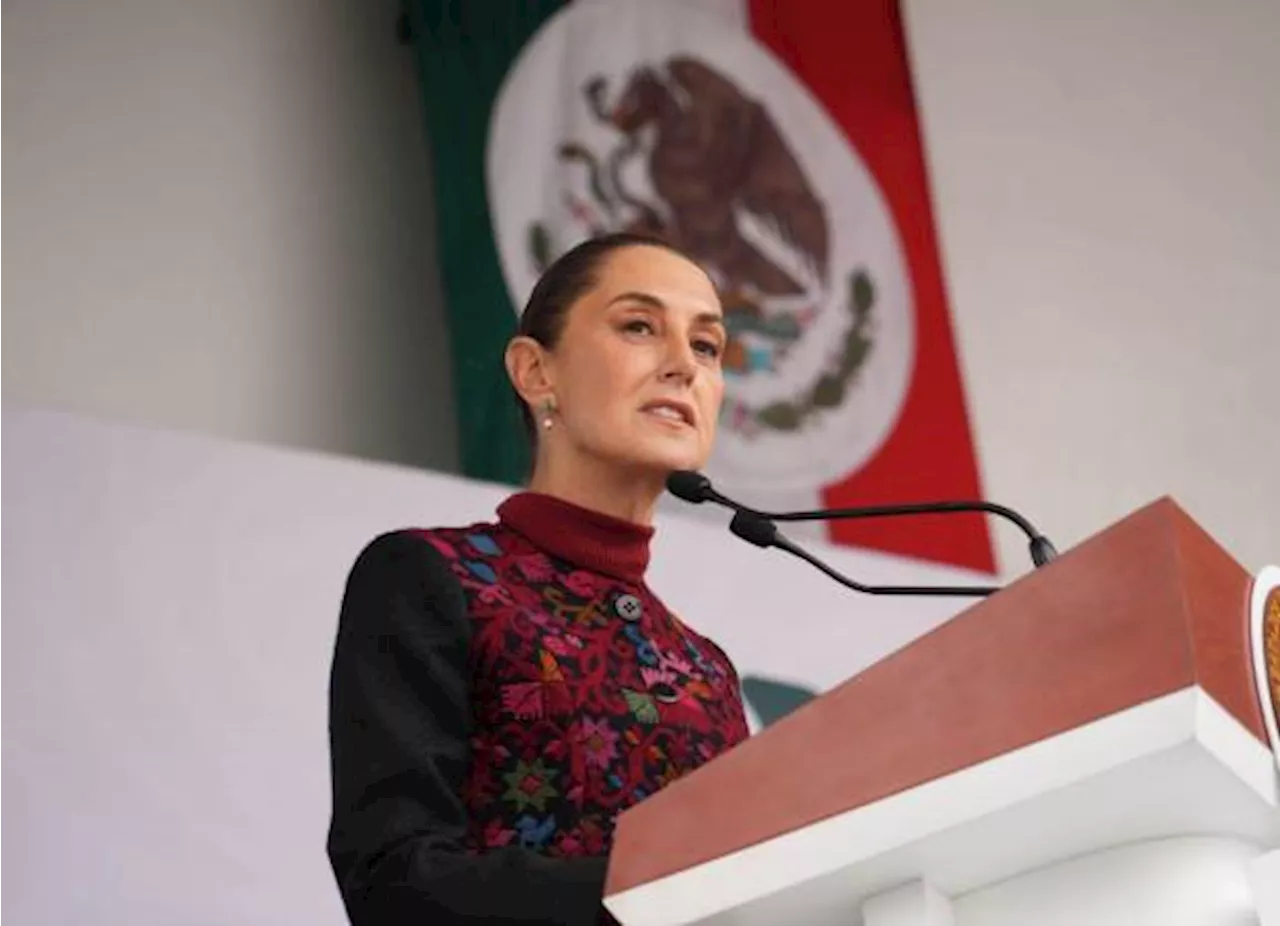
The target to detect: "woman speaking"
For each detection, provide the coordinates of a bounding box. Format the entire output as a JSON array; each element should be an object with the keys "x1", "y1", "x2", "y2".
[{"x1": 326, "y1": 233, "x2": 749, "y2": 925}]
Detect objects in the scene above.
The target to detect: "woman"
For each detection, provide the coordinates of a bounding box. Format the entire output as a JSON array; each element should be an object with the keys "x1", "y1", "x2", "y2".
[{"x1": 326, "y1": 233, "x2": 750, "y2": 925}]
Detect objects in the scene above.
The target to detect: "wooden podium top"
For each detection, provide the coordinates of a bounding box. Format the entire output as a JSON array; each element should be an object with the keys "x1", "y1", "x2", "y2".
[{"x1": 606, "y1": 496, "x2": 1265, "y2": 899}]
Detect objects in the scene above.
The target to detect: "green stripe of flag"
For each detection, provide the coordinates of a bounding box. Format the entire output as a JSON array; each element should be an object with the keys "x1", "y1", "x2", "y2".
[{"x1": 407, "y1": 0, "x2": 567, "y2": 485}]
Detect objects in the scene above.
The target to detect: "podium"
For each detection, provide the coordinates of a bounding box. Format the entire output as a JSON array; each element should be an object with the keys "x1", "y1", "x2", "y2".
[{"x1": 604, "y1": 498, "x2": 1280, "y2": 926}]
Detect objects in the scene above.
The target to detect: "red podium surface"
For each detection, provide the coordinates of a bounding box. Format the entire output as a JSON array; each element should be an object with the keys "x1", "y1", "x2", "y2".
[{"x1": 604, "y1": 498, "x2": 1280, "y2": 926}]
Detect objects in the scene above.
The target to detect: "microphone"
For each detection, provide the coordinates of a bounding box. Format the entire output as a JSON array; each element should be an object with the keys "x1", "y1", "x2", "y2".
[
  {"x1": 665, "y1": 470, "x2": 1057, "y2": 569},
  {"x1": 665, "y1": 469, "x2": 732, "y2": 508}
]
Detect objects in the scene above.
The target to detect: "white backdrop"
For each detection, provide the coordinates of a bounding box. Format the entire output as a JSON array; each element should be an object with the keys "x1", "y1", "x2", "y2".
[
  {"x1": 2, "y1": 406, "x2": 994, "y2": 924},
  {"x1": 0, "y1": 0, "x2": 457, "y2": 473},
  {"x1": 902, "y1": 0, "x2": 1280, "y2": 576}
]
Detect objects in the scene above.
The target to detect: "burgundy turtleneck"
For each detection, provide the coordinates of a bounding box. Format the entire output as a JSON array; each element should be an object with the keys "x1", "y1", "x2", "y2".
[
  {"x1": 496, "y1": 492, "x2": 654, "y2": 584},
  {"x1": 327, "y1": 492, "x2": 750, "y2": 926}
]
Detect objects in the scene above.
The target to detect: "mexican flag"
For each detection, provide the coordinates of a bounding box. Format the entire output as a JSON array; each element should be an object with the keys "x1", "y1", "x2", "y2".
[{"x1": 408, "y1": 0, "x2": 995, "y2": 574}]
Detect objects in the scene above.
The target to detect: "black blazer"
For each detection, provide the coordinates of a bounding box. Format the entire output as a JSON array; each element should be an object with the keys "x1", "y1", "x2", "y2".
[{"x1": 326, "y1": 532, "x2": 609, "y2": 926}]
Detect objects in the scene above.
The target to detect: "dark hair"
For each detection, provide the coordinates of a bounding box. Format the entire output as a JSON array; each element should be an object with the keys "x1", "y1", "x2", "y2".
[{"x1": 512, "y1": 232, "x2": 697, "y2": 441}]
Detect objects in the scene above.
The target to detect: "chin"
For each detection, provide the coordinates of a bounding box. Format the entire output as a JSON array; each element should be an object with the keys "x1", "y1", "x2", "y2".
[
  {"x1": 636, "y1": 445, "x2": 706, "y2": 474},
  {"x1": 608, "y1": 438, "x2": 706, "y2": 475}
]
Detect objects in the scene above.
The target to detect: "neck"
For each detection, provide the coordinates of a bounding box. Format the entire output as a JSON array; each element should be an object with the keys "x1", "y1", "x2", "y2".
[{"x1": 528, "y1": 452, "x2": 665, "y2": 526}]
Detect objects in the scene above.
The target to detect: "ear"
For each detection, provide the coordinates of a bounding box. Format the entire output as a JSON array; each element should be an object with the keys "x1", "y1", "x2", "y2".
[{"x1": 505, "y1": 336, "x2": 556, "y2": 408}]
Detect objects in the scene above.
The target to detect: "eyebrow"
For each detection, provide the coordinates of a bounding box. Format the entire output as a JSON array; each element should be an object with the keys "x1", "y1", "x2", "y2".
[{"x1": 606, "y1": 291, "x2": 725, "y2": 328}]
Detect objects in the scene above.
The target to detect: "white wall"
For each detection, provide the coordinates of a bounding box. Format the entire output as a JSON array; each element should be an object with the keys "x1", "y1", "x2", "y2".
[
  {"x1": 1, "y1": 406, "x2": 981, "y2": 925},
  {"x1": 902, "y1": 0, "x2": 1280, "y2": 573},
  {"x1": 1, "y1": 0, "x2": 458, "y2": 472}
]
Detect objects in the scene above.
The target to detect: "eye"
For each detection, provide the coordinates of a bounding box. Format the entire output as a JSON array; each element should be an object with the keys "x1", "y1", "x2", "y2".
[
  {"x1": 620, "y1": 318, "x2": 656, "y2": 336},
  {"x1": 692, "y1": 338, "x2": 722, "y2": 360}
]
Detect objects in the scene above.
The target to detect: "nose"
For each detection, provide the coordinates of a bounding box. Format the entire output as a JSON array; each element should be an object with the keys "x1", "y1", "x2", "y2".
[{"x1": 659, "y1": 330, "x2": 698, "y2": 384}]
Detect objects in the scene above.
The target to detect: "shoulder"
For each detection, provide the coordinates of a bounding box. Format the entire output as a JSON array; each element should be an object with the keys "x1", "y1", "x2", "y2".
[
  {"x1": 349, "y1": 518, "x2": 500, "y2": 568},
  {"x1": 344, "y1": 519, "x2": 522, "y2": 596},
  {"x1": 398, "y1": 521, "x2": 513, "y2": 563},
  {"x1": 670, "y1": 610, "x2": 742, "y2": 680},
  {"x1": 341, "y1": 527, "x2": 484, "y2": 614},
  {"x1": 336, "y1": 529, "x2": 490, "y2": 650},
  {"x1": 347, "y1": 528, "x2": 456, "y2": 580}
]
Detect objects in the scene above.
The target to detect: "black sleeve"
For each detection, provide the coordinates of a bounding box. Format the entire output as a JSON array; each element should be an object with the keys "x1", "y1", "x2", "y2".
[{"x1": 326, "y1": 532, "x2": 609, "y2": 926}]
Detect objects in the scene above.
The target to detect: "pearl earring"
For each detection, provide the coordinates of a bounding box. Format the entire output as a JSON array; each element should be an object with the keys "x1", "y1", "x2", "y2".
[{"x1": 540, "y1": 398, "x2": 557, "y2": 430}]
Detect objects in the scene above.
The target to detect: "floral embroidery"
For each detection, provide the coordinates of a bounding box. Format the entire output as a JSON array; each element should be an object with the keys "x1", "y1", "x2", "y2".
[
  {"x1": 640, "y1": 665, "x2": 678, "y2": 691},
  {"x1": 541, "y1": 633, "x2": 583, "y2": 657},
  {"x1": 426, "y1": 519, "x2": 749, "y2": 862},
  {"x1": 542, "y1": 586, "x2": 609, "y2": 630},
  {"x1": 481, "y1": 818, "x2": 515, "y2": 847},
  {"x1": 502, "y1": 758, "x2": 558, "y2": 813},
  {"x1": 513, "y1": 554, "x2": 553, "y2": 582},
  {"x1": 624, "y1": 623, "x2": 660, "y2": 665},
  {"x1": 657, "y1": 649, "x2": 695, "y2": 677},
  {"x1": 474, "y1": 583, "x2": 513, "y2": 606},
  {"x1": 573, "y1": 716, "x2": 621, "y2": 770},
  {"x1": 464, "y1": 560, "x2": 497, "y2": 584},
  {"x1": 657, "y1": 764, "x2": 682, "y2": 789},
  {"x1": 421, "y1": 534, "x2": 459, "y2": 560},
  {"x1": 465, "y1": 532, "x2": 502, "y2": 557},
  {"x1": 561, "y1": 569, "x2": 602, "y2": 597},
  {"x1": 622, "y1": 689, "x2": 661, "y2": 725},
  {"x1": 501, "y1": 683, "x2": 544, "y2": 719},
  {"x1": 514, "y1": 814, "x2": 556, "y2": 848},
  {"x1": 539, "y1": 649, "x2": 564, "y2": 682}
]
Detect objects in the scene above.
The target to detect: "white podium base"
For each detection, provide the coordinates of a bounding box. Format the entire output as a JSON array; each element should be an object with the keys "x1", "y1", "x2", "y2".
[
  {"x1": 949, "y1": 835, "x2": 1260, "y2": 926},
  {"x1": 606, "y1": 687, "x2": 1280, "y2": 926},
  {"x1": 864, "y1": 837, "x2": 1269, "y2": 926}
]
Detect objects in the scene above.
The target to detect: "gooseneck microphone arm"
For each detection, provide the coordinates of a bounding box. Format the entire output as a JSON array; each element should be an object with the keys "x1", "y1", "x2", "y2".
[
  {"x1": 665, "y1": 470, "x2": 1058, "y2": 569},
  {"x1": 729, "y1": 510, "x2": 998, "y2": 597},
  {"x1": 666, "y1": 470, "x2": 1057, "y2": 598}
]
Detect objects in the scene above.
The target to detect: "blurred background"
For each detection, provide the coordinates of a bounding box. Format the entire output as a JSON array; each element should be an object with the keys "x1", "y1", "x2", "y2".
[{"x1": 3, "y1": 0, "x2": 1278, "y2": 922}]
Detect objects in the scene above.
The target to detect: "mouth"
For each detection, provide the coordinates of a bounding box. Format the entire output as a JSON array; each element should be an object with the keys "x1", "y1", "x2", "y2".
[{"x1": 640, "y1": 400, "x2": 696, "y2": 429}]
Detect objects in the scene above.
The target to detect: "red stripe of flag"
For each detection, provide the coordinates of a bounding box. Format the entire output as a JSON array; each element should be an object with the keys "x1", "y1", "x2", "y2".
[{"x1": 749, "y1": 0, "x2": 996, "y2": 573}]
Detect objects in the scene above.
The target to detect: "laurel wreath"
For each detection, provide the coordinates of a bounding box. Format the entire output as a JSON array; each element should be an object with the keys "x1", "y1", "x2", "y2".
[
  {"x1": 1265, "y1": 590, "x2": 1280, "y2": 725},
  {"x1": 731, "y1": 268, "x2": 876, "y2": 433},
  {"x1": 529, "y1": 223, "x2": 555, "y2": 276}
]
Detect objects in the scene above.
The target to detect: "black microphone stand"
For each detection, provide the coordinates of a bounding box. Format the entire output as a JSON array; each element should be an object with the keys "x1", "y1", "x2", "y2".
[
  {"x1": 730, "y1": 510, "x2": 998, "y2": 597},
  {"x1": 666, "y1": 469, "x2": 1057, "y2": 569},
  {"x1": 667, "y1": 470, "x2": 1057, "y2": 598}
]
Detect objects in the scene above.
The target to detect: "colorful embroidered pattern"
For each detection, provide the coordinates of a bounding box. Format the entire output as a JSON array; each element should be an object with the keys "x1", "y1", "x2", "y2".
[{"x1": 415, "y1": 524, "x2": 749, "y2": 858}]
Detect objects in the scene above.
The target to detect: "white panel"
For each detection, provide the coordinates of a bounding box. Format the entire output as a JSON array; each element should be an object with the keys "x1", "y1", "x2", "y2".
[
  {"x1": 902, "y1": 0, "x2": 1280, "y2": 576},
  {"x1": 1248, "y1": 849, "x2": 1280, "y2": 926},
  {"x1": 1, "y1": 0, "x2": 455, "y2": 470},
  {"x1": 953, "y1": 837, "x2": 1260, "y2": 926},
  {"x1": 0, "y1": 406, "x2": 980, "y2": 924},
  {"x1": 863, "y1": 880, "x2": 954, "y2": 926}
]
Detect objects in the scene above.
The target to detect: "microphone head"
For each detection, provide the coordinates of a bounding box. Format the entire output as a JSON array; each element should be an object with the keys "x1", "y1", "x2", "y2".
[
  {"x1": 1029, "y1": 535, "x2": 1058, "y2": 567},
  {"x1": 665, "y1": 470, "x2": 713, "y2": 504},
  {"x1": 729, "y1": 511, "x2": 779, "y2": 549}
]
